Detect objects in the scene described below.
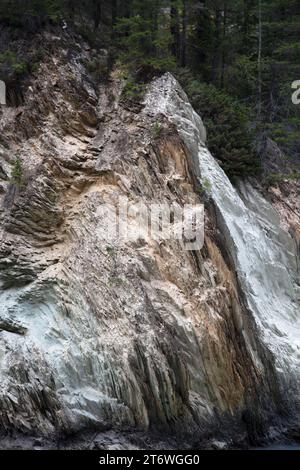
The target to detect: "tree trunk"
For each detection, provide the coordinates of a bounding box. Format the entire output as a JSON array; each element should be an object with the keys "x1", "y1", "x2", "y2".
[
  {"x1": 121, "y1": 0, "x2": 132, "y2": 18},
  {"x1": 221, "y1": 1, "x2": 228, "y2": 88},
  {"x1": 243, "y1": 0, "x2": 250, "y2": 38},
  {"x1": 181, "y1": 0, "x2": 187, "y2": 67},
  {"x1": 93, "y1": 0, "x2": 102, "y2": 30},
  {"x1": 170, "y1": 2, "x2": 180, "y2": 61},
  {"x1": 111, "y1": 0, "x2": 118, "y2": 26},
  {"x1": 211, "y1": 6, "x2": 222, "y2": 84},
  {"x1": 257, "y1": 0, "x2": 262, "y2": 119}
]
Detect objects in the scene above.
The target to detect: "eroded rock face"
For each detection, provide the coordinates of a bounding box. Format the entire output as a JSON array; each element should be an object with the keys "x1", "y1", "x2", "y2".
[
  {"x1": 0, "y1": 37, "x2": 297, "y2": 443},
  {"x1": 266, "y1": 180, "x2": 300, "y2": 255},
  {"x1": 147, "y1": 73, "x2": 300, "y2": 418}
]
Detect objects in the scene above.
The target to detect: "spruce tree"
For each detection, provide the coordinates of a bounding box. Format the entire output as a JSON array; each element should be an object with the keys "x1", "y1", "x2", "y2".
[{"x1": 115, "y1": 0, "x2": 175, "y2": 79}]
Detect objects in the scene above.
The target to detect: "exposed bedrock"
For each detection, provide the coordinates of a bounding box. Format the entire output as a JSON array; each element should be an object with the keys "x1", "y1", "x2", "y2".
[{"x1": 0, "y1": 38, "x2": 298, "y2": 444}]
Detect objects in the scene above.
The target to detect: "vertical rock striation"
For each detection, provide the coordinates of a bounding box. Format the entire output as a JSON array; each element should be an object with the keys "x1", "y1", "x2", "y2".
[
  {"x1": 145, "y1": 73, "x2": 300, "y2": 429},
  {"x1": 0, "y1": 39, "x2": 298, "y2": 445}
]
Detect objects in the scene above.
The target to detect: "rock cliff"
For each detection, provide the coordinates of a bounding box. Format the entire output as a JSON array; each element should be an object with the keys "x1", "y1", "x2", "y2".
[{"x1": 0, "y1": 32, "x2": 299, "y2": 448}]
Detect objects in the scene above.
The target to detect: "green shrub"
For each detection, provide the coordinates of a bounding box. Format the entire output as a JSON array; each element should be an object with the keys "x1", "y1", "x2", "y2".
[
  {"x1": 0, "y1": 51, "x2": 28, "y2": 80},
  {"x1": 152, "y1": 121, "x2": 162, "y2": 138},
  {"x1": 265, "y1": 172, "x2": 300, "y2": 186},
  {"x1": 121, "y1": 75, "x2": 145, "y2": 102},
  {"x1": 106, "y1": 246, "x2": 114, "y2": 255},
  {"x1": 11, "y1": 157, "x2": 24, "y2": 188},
  {"x1": 84, "y1": 58, "x2": 109, "y2": 81},
  {"x1": 76, "y1": 24, "x2": 98, "y2": 47},
  {"x1": 196, "y1": 178, "x2": 212, "y2": 196}
]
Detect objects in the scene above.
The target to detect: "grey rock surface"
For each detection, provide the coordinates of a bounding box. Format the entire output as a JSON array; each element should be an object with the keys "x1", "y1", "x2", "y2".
[{"x1": 0, "y1": 38, "x2": 298, "y2": 445}]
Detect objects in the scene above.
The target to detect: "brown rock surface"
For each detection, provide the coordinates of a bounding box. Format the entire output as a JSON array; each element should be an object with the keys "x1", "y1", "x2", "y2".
[{"x1": 0, "y1": 33, "x2": 292, "y2": 445}]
